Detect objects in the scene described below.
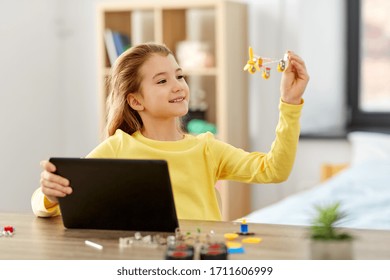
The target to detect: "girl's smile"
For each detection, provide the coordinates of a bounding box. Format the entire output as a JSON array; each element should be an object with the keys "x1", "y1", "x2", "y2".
[{"x1": 169, "y1": 96, "x2": 185, "y2": 103}]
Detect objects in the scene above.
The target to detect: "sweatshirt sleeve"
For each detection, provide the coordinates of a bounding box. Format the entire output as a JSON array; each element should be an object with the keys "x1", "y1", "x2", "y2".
[
  {"x1": 213, "y1": 99, "x2": 303, "y2": 183},
  {"x1": 31, "y1": 187, "x2": 61, "y2": 217}
]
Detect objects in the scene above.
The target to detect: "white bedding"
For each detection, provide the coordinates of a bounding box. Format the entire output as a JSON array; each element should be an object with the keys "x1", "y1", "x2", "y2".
[{"x1": 245, "y1": 160, "x2": 390, "y2": 230}]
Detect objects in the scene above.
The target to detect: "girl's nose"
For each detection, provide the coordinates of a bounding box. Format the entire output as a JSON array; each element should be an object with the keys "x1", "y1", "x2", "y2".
[{"x1": 172, "y1": 80, "x2": 182, "y2": 92}]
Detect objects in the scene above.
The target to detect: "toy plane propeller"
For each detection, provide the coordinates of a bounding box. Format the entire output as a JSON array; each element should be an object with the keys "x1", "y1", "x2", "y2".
[{"x1": 243, "y1": 46, "x2": 288, "y2": 79}]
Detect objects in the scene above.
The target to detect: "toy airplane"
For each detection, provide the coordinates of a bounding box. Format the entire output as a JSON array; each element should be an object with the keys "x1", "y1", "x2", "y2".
[{"x1": 243, "y1": 46, "x2": 288, "y2": 79}]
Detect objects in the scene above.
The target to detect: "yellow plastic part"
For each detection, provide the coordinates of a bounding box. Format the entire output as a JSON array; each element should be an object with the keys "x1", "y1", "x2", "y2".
[
  {"x1": 277, "y1": 60, "x2": 286, "y2": 72},
  {"x1": 242, "y1": 237, "x2": 262, "y2": 244},
  {"x1": 224, "y1": 233, "x2": 239, "y2": 240},
  {"x1": 257, "y1": 57, "x2": 263, "y2": 68},
  {"x1": 226, "y1": 241, "x2": 242, "y2": 249},
  {"x1": 262, "y1": 69, "x2": 270, "y2": 79},
  {"x1": 248, "y1": 47, "x2": 254, "y2": 61}
]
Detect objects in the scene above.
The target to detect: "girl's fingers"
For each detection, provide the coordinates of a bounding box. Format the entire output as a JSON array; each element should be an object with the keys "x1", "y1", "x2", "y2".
[
  {"x1": 40, "y1": 169, "x2": 70, "y2": 187},
  {"x1": 40, "y1": 160, "x2": 56, "y2": 172},
  {"x1": 291, "y1": 60, "x2": 309, "y2": 80},
  {"x1": 286, "y1": 52, "x2": 309, "y2": 80},
  {"x1": 39, "y1": 159, "x2": 72, "y2": 203},
  {"x1": 40, "y1": 177, "x2": 72, "y2": 195},
  {"x1": 289, "y1": 53, "x2": 305, "y2": 64},
  {"x1": 42, "y1": 186, "x2": 68, "y2": 198}
]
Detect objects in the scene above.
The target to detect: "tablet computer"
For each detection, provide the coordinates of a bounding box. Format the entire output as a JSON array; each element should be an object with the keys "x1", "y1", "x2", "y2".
[{"x1": 49, "y1": 157, "x2": 179, "y2": 232}]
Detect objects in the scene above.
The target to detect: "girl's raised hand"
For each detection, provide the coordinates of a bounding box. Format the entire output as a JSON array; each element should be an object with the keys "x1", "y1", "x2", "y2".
[{"x1": 280, "y1": 51, "x2": 310, "y2": 105}]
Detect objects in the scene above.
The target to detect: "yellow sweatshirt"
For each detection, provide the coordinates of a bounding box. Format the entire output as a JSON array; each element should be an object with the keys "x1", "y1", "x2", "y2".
[{"x1": 31, "y1": 100, "x2": 302, "y2": 221}]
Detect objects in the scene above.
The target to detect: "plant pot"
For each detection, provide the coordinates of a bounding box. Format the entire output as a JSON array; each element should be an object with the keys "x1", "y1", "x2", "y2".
[{"x1": 310, "y1": 239, "x2": 354, "y2": 260}]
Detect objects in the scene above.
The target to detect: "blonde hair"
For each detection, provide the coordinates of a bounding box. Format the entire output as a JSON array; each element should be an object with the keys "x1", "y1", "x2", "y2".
[{"x1": 105, "y1": 42, "x2": 175, "y2": 137}]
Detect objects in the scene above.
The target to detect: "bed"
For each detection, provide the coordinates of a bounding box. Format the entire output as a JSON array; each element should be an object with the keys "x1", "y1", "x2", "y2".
[{"x1": 245, "y1": 131, "x2": 390, "y2": 231}]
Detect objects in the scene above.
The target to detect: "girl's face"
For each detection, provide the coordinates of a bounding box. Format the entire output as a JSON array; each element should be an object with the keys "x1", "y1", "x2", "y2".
[{"x1": 137, "y1": 53, "x2": 190, "y2": 121}]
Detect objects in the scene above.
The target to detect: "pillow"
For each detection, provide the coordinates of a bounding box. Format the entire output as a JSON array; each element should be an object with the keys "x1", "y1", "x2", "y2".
[{"x1": 348, "y1": 131, "x2": 390, "y2": 165}]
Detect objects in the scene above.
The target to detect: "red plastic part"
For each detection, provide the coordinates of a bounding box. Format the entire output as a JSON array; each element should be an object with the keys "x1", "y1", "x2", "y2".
[{"x1": 4, "y1": 226, "x2": 14, "y2": 233}]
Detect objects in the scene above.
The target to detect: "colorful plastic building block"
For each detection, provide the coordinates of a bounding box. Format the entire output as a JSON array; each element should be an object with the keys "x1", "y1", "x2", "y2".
[
  {"x1": 237, "y1": 219, "x2": 254, "y2": 235},
  {"x1": 243, "y1": 46, "x2": 287, "y2": 79}
]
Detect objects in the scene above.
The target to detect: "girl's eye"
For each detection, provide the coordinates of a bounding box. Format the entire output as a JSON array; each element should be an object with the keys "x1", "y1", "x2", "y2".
[
  {"x1": 157, "y1": 79, "x2": 167, "y2": 84},
  {"x1": 177, "y1": 75, "x2": 186, "y2": 80}
]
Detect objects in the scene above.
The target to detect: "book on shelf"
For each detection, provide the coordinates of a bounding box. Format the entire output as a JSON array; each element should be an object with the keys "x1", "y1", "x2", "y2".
[
  {"x1": 104, "y1": 29, "x2": 131, "y2": 66},
  {"x1": 112, "y1": 32, "x2": 131, "y2": 56}
]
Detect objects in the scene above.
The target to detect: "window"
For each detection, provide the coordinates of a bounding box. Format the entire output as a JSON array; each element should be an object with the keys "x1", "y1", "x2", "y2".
[{"x1": 347, "y1": 0, "x2": 390, "y2": 132}]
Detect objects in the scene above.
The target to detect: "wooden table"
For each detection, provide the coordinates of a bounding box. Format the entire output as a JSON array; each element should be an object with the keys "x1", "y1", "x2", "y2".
[{"x1": 1, "y1": 213, "x2": 389, "y2": 260}]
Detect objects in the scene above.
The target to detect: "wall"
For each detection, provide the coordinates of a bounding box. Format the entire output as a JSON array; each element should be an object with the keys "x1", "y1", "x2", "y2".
[
  {"x1": 0, "y1": 0, "x2": 100, "y2": 213},
  {"x1": 0, "y1": 0, "x2": 350, "y2": 213},
  {"x1": 1, "y1": 0, "x2": 61, "y2": 212}
]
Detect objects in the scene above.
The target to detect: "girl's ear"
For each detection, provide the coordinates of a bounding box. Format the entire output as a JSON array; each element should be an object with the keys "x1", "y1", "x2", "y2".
[{"x1": 127, "y1": 94, "x2": 144, "y2": 111}]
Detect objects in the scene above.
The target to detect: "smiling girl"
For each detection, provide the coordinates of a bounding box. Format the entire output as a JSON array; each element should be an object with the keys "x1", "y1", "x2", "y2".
[{"x1": 32, "y1": 42, "x2": 309, "y2": 221}]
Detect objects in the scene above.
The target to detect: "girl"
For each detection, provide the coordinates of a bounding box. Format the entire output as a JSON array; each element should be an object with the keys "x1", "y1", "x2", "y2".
[{"x1": 32, "y1": 42, "x2": 309, "y2": 221}]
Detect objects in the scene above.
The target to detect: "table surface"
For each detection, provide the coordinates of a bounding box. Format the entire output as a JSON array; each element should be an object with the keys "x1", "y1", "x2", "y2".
[{"x1": 1, "y1": 213, "x2": 390, "y2": 260}]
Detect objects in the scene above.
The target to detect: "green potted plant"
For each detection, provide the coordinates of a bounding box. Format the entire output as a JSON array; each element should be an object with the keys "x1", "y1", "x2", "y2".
[{"x1": 309, "y1": 202, "x2": 354, "y2": 259}]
